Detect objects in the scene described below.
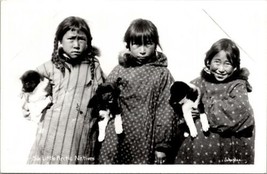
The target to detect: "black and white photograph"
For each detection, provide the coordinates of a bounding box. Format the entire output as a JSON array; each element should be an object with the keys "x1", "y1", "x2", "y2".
[{"x1": 1, "y1": 0, "x2": 267, "y2": 173}]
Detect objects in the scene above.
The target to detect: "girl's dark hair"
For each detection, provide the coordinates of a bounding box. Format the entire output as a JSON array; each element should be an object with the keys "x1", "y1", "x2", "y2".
[
  {"x1": 51, "y1": 16, "x2": 99, "y2": 79},
  {"x1": 123, "y1": 18, "x2": 162, "y2": 50},
  {"x1": 204, "y1": 38, "x2": 240, "y2": 70}
]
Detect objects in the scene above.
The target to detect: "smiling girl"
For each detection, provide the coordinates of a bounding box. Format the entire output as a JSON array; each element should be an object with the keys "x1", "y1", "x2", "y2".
[{"x1": 175, "y1": 38, "x2": 255, "y2": 164}]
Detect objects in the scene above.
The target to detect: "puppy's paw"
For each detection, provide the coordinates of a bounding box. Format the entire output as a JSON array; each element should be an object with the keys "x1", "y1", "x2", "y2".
[
  {"x1": 98, "y1": 113, "x2": 110, "y2": 142},
  {"x1": 98, "y1": 120, "x2": 108, "y2": 142},
  {"x1": 202, "y1": 122, "x2": 210, "y2": 132},
  {"x1": 114, "y1": 114, "x2": 123, "y2": 134},
  {"x1": 189, "y1": 126, "x2": 198, "y2": 138},
  {"x1": 98, "y1": 130, "x2": 105, "y2": 142},
  {"x1": 200, "y1": 113, "x2": 210, "y2": 132}
]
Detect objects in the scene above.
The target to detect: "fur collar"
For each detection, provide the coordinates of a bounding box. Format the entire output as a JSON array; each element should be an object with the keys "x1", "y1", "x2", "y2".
[
  {"x1": 201, "y1": 67, "x2": 252, "y2": 92},
  {"x1": 118, "y1": 49, "x2": 168, "y2": 68}
]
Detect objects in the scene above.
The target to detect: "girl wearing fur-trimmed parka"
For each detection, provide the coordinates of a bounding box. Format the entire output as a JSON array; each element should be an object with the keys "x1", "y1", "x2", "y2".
[
  {"x1": 97, "y1": 19, "x2": 177, "y2": 164},
  {"x1": 24, "y1": 16, "x2": 105, "y2": 164},
  {"x1": 175, "y1": 38, "x2": 255, "y2": 164}
]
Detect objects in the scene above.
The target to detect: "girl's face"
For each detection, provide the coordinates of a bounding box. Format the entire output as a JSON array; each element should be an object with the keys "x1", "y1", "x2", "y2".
[
  {"x1": 129, "y1": 40, "x2": 156, "y2": 61},
  {"x1": 60, "y1": 29, "x2": 88, "y2": 59},
  {"x1": 208, "y1": 50, "x2": 235, "y2": 82}
]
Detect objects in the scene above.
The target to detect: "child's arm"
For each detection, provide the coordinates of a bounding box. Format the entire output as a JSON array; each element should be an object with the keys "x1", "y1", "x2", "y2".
[
  {"x1": 205, "y1": 81, "x2": 254, "y2": 134},
  {"x1": 154, "y1": 70, "x2": 176, "y2": 162}
]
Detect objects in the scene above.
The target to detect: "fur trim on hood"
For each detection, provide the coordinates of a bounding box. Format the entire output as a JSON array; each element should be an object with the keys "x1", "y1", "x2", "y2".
[
  {"x1": 90, "y1": 46, "x2": 101, "y2": 57},
  {"x1": 118, "y1": 49, "x2": 168, "y2": 68},
  {"x1": 201, "y1": 67, "x2": 252, "y2": 92}
]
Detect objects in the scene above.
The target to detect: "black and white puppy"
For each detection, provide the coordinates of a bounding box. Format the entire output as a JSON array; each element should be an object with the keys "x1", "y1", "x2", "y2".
[
  {"x1": 20, "y1": 70, "x2": 52, "y2": 122},
  {"x1": 88, "y1": 79, "x2": 123, "y2": 142},
  {"x1": 170, "y1": 81, "x2": 209, "y2": 138}
]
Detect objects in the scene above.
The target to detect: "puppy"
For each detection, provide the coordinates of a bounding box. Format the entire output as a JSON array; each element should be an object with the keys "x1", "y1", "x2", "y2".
[
  {"x1": 88, "y1": 79, "x2": 123, "y2": 142},
  {"x1": 20, "y1": 70, "x2": 52, "y2": 122},
  {"x1": 170, "y1": 81, "x2": 209, "y2": 138}
]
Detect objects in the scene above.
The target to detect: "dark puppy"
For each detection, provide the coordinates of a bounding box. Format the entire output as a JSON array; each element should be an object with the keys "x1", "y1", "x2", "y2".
[
  {"x1": 88, "y1": 78, "x2": 123, "y2": 142},
  {"x1": 20, "y1": 70, "x2": 43, "y2": 92},
  {"x1": 20, "y1": 70, "x2": 52, "y2": 122},
  {"x1": 170, "y1": 81, "x2": 209, "y2": 137}
]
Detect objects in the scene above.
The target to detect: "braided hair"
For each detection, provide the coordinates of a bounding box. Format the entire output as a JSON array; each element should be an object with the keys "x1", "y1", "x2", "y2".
[{"x1": 51, "y1": 16, "x2": 99, "y2": 80}]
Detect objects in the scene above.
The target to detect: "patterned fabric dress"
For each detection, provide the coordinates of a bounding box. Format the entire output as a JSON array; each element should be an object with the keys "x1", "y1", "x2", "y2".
[
  {"x1": 175, "y1": 68, "x2": 255, "y2": 164},
  {"x1": 27, "y1": 58, "x2": 105, "y2": 164},
  {"x1": 98, "y1": 52, "x2": 177, "y2": 164}
]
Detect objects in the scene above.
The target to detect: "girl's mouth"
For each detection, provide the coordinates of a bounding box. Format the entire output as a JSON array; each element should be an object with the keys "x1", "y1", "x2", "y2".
[
  {"x1": 214, "y1": 73, "x2": 228, "y2": 80},
  {"x1": 72, "y1": 51, "x2": 81, "y2": 54}
]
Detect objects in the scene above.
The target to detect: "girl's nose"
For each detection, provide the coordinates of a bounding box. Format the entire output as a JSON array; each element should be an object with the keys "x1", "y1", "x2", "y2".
[
  {"x1": 218, "y1": 64, "x2": 225, "y2": 72},
  {"x1": 73, "y1": 39, "x2": 80, "y2": 48},
  {"x1": 139, "y1": 45, "x2": 146, "y2": 55}
]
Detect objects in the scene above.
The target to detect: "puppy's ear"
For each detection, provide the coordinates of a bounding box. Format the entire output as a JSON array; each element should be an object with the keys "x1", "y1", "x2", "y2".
[{"x1": 187, "y1": 88, "x2": 198, "y2": 102}]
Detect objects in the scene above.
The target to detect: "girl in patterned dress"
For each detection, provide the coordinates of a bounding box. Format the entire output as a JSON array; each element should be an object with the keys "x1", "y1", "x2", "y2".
[
  {"x1": 97, "y1": 18, "x2": 177, "y2": 164},
  {"x1": 175, "y1": 38, "x2": 255, "y2": 164},
  {"x1": 22, "y1": 16, "x2": 105, "y2": 164}
]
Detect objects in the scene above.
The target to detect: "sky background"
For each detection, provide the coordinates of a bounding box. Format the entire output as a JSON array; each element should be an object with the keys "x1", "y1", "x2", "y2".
[{"x1": 1, "y1": 0, "x2": 267, "y2": 173}]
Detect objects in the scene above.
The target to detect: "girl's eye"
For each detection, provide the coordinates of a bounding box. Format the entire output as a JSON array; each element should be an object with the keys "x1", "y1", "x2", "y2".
[
  {"x1": 68, "y1": 37, "x2": 78, "y2": 41},
  {"x1": 213, "y1": 60, "x2": 220, "y2": 64},
  {"x1": 224, "y1": 61, "x2": 232, "y2": 66},
  {"x1": 132, "y1": 42, "x2": 141, "y2": 46},
  {"x1": 78, "y1": 37, "x2": 87, "y2": 41}
]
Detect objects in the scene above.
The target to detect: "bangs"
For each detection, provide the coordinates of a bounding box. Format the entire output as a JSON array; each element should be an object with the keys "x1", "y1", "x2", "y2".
[
  {"x1": 69, "y1": 26, "x2": 88, "y2": 35},
  {"x1": 129, "y1": 32, "x2": 155, "y2": 45},
  {"x1": 124, "y1": 19, "x2": 160, "y2": 47},
  {"x1": 56, "y1": 16, "x2": 92, "y2": 41}
]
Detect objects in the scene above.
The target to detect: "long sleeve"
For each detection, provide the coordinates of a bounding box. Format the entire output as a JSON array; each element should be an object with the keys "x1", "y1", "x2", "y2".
[
  {"x1": 36, "y1": 61, "x2": 54, "y2": 79},
  {"x1": 204, "y1": 81, "x2": 254, "y2": 133},
  {"x1": 94, "y1": 60, "x2": 106, "y2": 85},
  {"x1": 154, "y1": 70, "x2": 176, "y2": 152}
]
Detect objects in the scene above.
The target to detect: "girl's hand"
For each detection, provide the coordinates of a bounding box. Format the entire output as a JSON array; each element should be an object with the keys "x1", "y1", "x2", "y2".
[{"x1": 154, "y1": 151, "x2": 166, "y2": 164}]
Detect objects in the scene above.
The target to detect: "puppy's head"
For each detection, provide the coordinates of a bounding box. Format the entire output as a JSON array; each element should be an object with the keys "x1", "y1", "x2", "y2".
[
  {"x1": 88, "y1": 79, "x2": 121, "y2": 111},
  {"x1": 20, "y1": 70, "x2": 43, "y2": 92},
  {"x1": 169, "y1": 81, "x2": 190, "y2": 107},
  {"x1": 96, "y1": 82, "x2": 119, "y2": 105}
]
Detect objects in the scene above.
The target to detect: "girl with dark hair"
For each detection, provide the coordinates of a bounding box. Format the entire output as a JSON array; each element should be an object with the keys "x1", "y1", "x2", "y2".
[
  {"x1": 24, "y1": 16, "x2": 105, "y2": 164},
  {"x1": 98, "y1": 18, "x2": 177, "y2": 164},
  {"x1": 175, "y1": 38, "x2": 255, "y2": 164}
]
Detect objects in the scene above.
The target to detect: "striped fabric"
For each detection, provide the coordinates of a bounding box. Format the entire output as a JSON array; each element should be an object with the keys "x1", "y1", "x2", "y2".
[{"x1": 27, "y1": 59, "x2": 104, "y2": 164}]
